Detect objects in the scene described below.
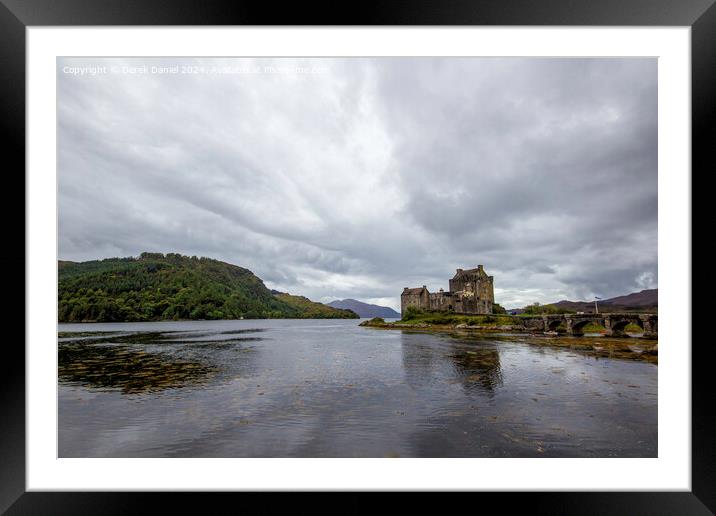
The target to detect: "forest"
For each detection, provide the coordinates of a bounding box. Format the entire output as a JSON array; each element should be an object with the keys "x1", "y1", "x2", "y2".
[{"x1": 58, "y1": 252, "x2": 358, "y2": 322}]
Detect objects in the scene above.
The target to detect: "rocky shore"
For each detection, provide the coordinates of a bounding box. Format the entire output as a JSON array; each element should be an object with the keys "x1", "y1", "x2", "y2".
[{"x1": 359, "y1": 317, "x2": 658, "y2": 363}]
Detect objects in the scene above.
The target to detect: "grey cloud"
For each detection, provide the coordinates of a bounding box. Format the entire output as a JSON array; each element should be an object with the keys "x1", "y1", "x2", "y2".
[{"x1": 58, "y1": 57, "x2": 657, "y2": 310}]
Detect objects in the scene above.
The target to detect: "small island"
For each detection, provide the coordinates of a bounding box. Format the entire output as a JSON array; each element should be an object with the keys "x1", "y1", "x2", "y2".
[
  {"x1": 360, "y1": 264, "x2": 658, "y2": 361},
  {"x1": 372, "y1": 265, "x2": 657, "y2": 336}
]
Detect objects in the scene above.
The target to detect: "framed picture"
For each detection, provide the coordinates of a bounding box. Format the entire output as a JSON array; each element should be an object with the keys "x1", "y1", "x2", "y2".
[{"x1": 5, "y1": 0, "x2": 709, "y2": 512}]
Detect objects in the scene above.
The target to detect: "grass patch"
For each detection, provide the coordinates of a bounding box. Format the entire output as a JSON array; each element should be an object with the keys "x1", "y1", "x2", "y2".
[
  {"x1": 581, "y1": 322, "x2": 606, "y2": 333},
  {"x1": 398, "y1": 310, "x2": 514, "y2": 327}
]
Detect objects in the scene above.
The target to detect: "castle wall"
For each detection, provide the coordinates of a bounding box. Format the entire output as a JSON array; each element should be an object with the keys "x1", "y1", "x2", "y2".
[
  {"x1": 449, "y1": 266, "x2": 494, "y2": 315},
  {"x1": 401, "y1": 266, "x2": 495, "y2": 317},
  {"x1": 429, "y1": 291, "x2": 453, "y2": 311},
  {"x1": 401, "y1": 288, "x2": 430, "y2": 316}
]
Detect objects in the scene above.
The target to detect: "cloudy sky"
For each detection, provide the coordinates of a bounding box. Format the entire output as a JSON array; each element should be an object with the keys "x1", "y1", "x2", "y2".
[{"x1": 58, "y1": 57, "x2": 657, "y2": 310}]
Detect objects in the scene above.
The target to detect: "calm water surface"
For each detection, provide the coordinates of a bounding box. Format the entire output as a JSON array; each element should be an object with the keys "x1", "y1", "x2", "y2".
[{"x1": 58, "y1": 319, "x2": 657, "y2": 457}]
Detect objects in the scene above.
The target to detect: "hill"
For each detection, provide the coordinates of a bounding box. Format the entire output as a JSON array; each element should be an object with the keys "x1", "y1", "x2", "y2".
[
  {"x1": 597, "y1": 289, "x2": 658, "y2": 307},
  {"x1": 58, "y1": 252, "x2": 358, "y2": 322},
  {"x1": 274, "y1": 293, "x2": 360, "y2": 319},
  {"x1": 511, "y1": 289, "x2": 658, "y2": 314},
  {"x1": 551, "y1": 289, "x2": 657, "y2": 313},
  {"x1": 326, "y1": 299, "x2": 400, "y2": 318}
]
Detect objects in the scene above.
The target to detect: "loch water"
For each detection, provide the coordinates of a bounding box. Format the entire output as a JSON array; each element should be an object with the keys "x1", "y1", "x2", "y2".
[{"x1": 58, "y1": 319, "x2": 657, "y2": 457}]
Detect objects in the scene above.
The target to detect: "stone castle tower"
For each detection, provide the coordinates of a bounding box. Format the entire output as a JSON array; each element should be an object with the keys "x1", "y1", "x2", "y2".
[{"x1": 401, "y1": 265, "x2": 494, "y2": 317}]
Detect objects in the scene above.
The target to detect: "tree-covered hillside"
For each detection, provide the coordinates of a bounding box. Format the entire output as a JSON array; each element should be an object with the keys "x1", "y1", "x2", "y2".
[
  {"x1": 58, "y1": 253, "x2": 358, "y2": 322},
  {"x1": 274, "y1": 293, "x2": 361, "y2": 319}
]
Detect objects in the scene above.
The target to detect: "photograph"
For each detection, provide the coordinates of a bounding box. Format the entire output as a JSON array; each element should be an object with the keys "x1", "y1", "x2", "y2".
[
  {"x1": 0, "y1": 0, "x2": 708, "y2": 505},
  {"x1": 56, "y1": 56, "x2": 659, "y2": 459}
]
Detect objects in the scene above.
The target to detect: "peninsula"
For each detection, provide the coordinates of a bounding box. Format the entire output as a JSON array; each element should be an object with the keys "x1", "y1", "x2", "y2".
[{"x1": 58, "y1": 252, "x2": 358, "y2": 322}]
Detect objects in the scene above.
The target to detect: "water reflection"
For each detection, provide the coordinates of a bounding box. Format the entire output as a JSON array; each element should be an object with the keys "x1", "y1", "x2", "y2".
[
  {"x1": 446, "y1": 342, "x2": 503, "y2": 393},
  {"x1": 58, "y1": 320, "x2": 657, "y2": 458},
  {"x1": 400, "y1": 333, "x2": 439, "y2": 389},
  {"x1": 400, "y1": 331, "x2": 503, "y2": 394},
  {"x1": 58, "y1": 329, "x2": 264, "y2": 394}
]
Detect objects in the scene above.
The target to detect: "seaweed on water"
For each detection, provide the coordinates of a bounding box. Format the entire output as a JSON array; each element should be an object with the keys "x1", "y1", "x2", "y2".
[{"x1": 58, "y1": 342, "x2": 217, "y2": 394}]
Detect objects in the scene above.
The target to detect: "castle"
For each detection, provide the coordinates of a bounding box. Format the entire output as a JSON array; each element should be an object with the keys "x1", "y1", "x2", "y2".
[{"x1": 401, "y1": 265, "x2": 495, "y2": 317}]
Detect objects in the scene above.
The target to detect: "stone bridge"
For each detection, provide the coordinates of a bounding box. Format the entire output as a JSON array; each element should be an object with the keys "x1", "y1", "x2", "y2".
[{"x1": 518, "y1": 313, "x2": 657, "y2": 338}]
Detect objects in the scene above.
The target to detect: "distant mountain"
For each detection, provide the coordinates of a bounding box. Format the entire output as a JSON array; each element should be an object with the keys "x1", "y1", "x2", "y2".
[
  {"x1": 598, "y1": 289, "x2": 658, "y2": 307},
  {"x1": 326, "y1": 299, "x2": 400, "y2": 318},
  {"x1": 58, "y1": 252, "x2": 358, "y2": 322},
  {"x1": 550, "y1": 289, "x2": 658, "y2": 313},
  {"x1": 273, "y1": 292, "x2": 359, "y2": 319}
]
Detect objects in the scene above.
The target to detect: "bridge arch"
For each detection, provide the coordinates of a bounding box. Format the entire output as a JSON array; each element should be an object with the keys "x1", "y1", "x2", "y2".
[
  {"x1": 546, "y1": 318, "x2": 566, "y2": 332},
  {"x1": 607, "y1": 317, "x2": 644, "y2": 337},
  {"x1": 568, "y1": 318, "x2": 601, "y2": 336}
]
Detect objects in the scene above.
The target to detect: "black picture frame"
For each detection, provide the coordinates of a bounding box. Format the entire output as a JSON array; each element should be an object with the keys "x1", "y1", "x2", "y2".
[{"x1": 2, "y1": 0, "x2": 709, "y2": 513}]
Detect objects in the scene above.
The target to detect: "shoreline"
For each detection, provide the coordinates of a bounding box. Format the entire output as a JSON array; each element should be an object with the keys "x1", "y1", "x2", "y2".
[
  {"x1": 360, "y1": 319, "x2": 658, "y2": 363},
  {"x1": 57, "y1": 315, "x2": 359, "y2": 324},
  {"x1": 359, "y1": 318, "x2": 655, "y2": 337},
  {"x1": 360, "y1": 314, "x2": 657, "y2": 338}
]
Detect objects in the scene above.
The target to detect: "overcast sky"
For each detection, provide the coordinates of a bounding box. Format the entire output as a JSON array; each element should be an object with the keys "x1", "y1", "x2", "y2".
[{"x1": 58, "y1": 57, "x2": 657, "y2": 310}]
